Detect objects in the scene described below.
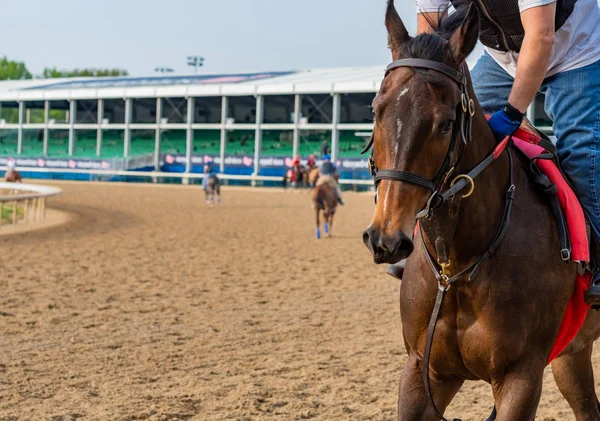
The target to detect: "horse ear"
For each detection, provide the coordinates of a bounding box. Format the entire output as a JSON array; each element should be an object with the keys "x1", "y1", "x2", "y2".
[
  {"x1": 386, "y1": 0, "x2": 410, "y2": 60},
  {"x1": 448, "y1": 4, "x2": 480, "y2": 64}
]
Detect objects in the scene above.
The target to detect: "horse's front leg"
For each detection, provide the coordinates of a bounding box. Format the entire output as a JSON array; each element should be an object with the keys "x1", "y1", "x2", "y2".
[
  {"x1": 315, "y1": 208, "x2": 321, "y2": 239},
  {"x1": 398, "y1": 355, "x2": 463, "y2": 421},
  {"x1": 492, "y1": 359, "x2": 545, "y2": 421}
]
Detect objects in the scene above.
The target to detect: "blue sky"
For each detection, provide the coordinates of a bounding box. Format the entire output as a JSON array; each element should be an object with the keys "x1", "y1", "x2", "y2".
[
  {"x1": 0, "y1": 0, "x2": 426, "y2": 76},
  {"x1": 7, "y1": 1, "x2": 600, "y2": 77}
]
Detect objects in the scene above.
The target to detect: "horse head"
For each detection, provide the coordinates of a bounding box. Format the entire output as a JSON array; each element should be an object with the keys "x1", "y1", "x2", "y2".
[{"x1": 363, "y1": 1, "x2": 480, "y2": 264}]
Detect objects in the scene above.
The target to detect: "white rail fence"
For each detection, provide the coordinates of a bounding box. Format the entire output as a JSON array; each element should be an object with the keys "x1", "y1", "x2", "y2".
[
  {"x1": 0, "y1": 182, "x2": 62, "y2": 228},
  {"x1": 0, "y1": 167, "x2": 374, "y2": 186}
]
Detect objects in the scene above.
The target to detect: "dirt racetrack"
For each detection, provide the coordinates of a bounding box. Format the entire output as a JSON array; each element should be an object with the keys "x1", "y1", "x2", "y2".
[{"x1": 0, "y1": 181, "x2": 597, "y2": 420}]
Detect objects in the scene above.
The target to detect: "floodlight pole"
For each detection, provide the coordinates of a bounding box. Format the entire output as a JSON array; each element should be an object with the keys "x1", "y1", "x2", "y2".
[{"x1": 186, "y1": 56, "x2": 205, "y2": 74}]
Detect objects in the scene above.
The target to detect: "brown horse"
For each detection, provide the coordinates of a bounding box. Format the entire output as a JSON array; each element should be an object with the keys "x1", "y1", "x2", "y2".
[
  {"x1": 287, "y1": 165, "x2": 308, "y2": 189},
  {"x1": 5, "y1": 169, "x2": 22, "y2": 183},
  {"x1": 204, "y1": 175, "x2": 221, "y2": 206},
  {"x1": 312, "y1": 181, "x2": 337, "y2": 239},
  {"x1": 308, "y1": 166, "x2": 320, "y2": 188},
  {"x1": 362, "y1": 2, "x2": 600, "y2": 420}
]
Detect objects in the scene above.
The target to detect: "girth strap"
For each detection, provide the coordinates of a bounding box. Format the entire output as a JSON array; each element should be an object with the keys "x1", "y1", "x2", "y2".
[{"x1": 529, "y1": 168, "x2": 572, "y2": 260}]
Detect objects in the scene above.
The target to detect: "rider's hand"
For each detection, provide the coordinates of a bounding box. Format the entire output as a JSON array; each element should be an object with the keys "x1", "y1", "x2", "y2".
[{"x1": 488, "y1": 103, "x2": 524, "y2": 141}]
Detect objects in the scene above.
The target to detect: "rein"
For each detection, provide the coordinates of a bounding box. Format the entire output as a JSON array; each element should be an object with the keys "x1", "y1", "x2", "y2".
[{"x1": 363, "y1": 58, "x2": 515, "y2": 421}]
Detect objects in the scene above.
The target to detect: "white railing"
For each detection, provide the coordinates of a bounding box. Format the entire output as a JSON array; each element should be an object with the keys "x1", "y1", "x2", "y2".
[
  {"x1": 1, "y1": 167, "x2": 375, "y2": 186},
  {"x1": 0, "y1": 182, "x2": 62, "y2": 227}
]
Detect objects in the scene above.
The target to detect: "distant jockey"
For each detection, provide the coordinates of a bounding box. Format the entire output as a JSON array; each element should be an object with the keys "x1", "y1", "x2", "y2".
[{"x1": 317, "y1": 154, "x2": 344, "y2": 205}]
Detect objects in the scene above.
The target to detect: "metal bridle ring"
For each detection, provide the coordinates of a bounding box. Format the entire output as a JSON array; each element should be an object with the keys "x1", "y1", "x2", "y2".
[
  {"x1": 450, "y1": 174, "x2": 475, "y2": 198},
  {"x1": 468, "y1": 99, "x2": 476, "y2": 116},
  {"x1": 461, "y1": 94, "x2": 468, "y2": 112}
]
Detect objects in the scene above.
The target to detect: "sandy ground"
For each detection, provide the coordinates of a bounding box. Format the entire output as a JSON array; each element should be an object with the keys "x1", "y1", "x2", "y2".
[
  {"x1": 0, "y1": 181, "x2": 598, "y2": 421},
  {"x1": 0, "y1": 209, "x2": 70, "y2": 237}
]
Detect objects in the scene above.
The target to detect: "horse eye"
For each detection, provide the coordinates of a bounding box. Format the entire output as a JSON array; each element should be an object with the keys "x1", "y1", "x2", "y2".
[{"x1": 441, "y1": 120, "x2": 454, "y2": 134}]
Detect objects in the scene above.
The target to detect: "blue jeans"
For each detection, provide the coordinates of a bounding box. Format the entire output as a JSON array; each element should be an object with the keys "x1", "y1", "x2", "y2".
[{"x1": 472, "y1": 53, "x2": 600, "y2": 240}]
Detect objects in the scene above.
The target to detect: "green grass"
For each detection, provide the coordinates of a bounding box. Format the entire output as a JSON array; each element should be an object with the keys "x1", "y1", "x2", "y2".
[{"x1": 1, "y1": 203, "x2": 24, "y2": 223}]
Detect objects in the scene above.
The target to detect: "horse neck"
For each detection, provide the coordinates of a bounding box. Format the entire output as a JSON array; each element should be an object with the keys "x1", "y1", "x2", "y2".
[{"x1": 423, "y1": 84, "x2": 510, "y2": 264}]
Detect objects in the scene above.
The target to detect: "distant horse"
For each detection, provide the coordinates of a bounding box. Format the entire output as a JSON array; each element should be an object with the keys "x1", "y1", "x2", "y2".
[
  {"x1": 294, "y1": 165, "x2": 308, "y2": 189},
  {"x1": 204, "y1": 175, "x2": 221, "y2": 206},
  {"x1": 307, "y1": 167, "x2": 320, "y2": 188},
  {"x1": 283, "y1": 166, "x2": 309, "y2": 190},
  {"x1": 5, "y1": 169, "x2": 22, "y2": 183},
  {"x1": 283, "y1": 169, "x2": 292, "y2": 190},
  {"x1": 312, "y1": 181, "x2": 337, "y2": 239}
]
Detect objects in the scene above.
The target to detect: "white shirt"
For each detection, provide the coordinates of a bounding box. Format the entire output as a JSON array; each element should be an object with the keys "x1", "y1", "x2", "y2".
[{"x1": 416, "y1": 0, "x2": 600, "y2": 77}]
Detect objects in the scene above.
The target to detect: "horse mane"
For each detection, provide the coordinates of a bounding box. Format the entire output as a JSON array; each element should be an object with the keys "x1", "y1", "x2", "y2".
[{"x1": 400, "y1": 5, "x2": 470, "y2": 85}]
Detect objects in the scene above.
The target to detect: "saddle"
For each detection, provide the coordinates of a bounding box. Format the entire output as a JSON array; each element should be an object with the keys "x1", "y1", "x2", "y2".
[
  {"x1": 509, "y1": 119, "x2": 591, "y2": 363},
  {"x1": 505, "y1": 119, "x2": 588, "y2": 263}
]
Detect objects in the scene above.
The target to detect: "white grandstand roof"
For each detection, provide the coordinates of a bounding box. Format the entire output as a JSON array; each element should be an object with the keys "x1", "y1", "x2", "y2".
[
  {"x1": 0, "y1": 60, "x2": 479, "y2": 102},
  {"x1": 0, "y1": 67, "x2": 383, "y2": 102}
]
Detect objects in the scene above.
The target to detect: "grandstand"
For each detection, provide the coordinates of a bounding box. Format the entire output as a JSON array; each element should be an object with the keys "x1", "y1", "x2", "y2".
[{"x1": 0, "y1": 67, "x2": 552, "y2": 177}]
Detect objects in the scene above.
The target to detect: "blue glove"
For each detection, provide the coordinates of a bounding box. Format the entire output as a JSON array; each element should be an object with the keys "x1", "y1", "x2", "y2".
[{"x1": 488, "y1": 105, "x2": 523, "y2": 141}]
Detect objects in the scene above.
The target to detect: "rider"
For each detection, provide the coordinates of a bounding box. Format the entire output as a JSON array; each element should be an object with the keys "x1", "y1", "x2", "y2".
[
  {"x1": 317, "y1": 154, "x2": 344, "y2": 205},
  {"x1": 387, "y1": 0, "x2": 600, "y2": 304},
  {"x1": 6, "y1": 160, "x2": 15, "y2": 176},
  {"x1": 321, "y1": 141, "x2": 330, "y2": 157},
  {"x1": 307, "y1": 154, "x2": 316, "y2": 169},
  {"x1": 202, "y1": 162, "x2": 216, "y2": 190},
  {"x1": 292, "y1": 155, "x2": 301, "y2": 173}
]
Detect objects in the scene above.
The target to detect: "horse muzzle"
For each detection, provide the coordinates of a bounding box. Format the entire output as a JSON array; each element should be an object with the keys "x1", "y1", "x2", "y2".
[{"x1": 362, "y1": 226, "x2": 414, "y2": 264}]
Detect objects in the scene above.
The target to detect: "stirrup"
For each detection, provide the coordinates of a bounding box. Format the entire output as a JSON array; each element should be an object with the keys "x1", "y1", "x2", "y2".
[
  {"x1": 584, "y1": 271, "x2": 600, "y2": 308},
  {"x1": 386, "y1": 261, "x2": 405, "y2": 280}
]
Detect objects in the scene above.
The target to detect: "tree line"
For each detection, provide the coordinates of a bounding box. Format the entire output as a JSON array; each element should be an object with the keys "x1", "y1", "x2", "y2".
[{"x1": 0, "y1": 56, "x2": 128, "y2": 81}]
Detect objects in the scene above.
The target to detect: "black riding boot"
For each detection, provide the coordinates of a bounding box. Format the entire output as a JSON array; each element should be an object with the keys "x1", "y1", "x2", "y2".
[
  {"x1": 585, "y1": 271, "x2": 600, "y2": 306},
  {"x1": 386, "y1": 260, "x2": 406, "y2": 280}
]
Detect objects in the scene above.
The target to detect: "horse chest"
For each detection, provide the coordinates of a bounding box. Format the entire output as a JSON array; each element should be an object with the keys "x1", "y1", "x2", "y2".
[
  {"x1": 421, "y1": 316, "x2": 517, "y2": 381},
  {"x1": 402, "y1": 291, "x2": 522, "y2": 381}
]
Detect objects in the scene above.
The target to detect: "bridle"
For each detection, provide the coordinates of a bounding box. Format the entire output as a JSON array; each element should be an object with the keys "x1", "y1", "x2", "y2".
[
  {"x1": 363, "y1": 58, "x2": 478, "y2": 219},
  {"x1": 363, "y1": 57, "x2": 514, "y2": 236},
  {"x1": 363, "y1": 58, "x2": 515, "y2": 421}
]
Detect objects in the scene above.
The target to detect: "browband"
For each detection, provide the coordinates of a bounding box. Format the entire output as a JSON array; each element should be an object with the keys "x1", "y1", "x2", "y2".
[{"x1": 385, "y1": 59, "x2": 465, "y2": 85}]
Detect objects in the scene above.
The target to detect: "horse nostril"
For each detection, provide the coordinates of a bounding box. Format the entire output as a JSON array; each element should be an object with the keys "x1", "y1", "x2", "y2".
[
  {"x1": 397, "y1": 234, "x2": 414, "y2": 257},
  {"x1": 363, "y1": 226, "x2": 378, "y2": 251},
  {"x1": 362, "y1": 229, "x2": 371, "y2": 248}
]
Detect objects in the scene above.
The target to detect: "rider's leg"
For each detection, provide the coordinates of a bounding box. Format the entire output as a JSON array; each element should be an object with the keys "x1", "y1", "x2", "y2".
[
  {"x1": 386, "y1": 53, "x2": 514, "y2": 280},
  {"x1": 202, "y1": 176, "x2": 208, "y2": 190},
  {"x1": 335, "y1": 183, "x2": 344, "y2": 206},
  {"x1": 325, "y1": 176, "x2": 345, "y2": 205},
  {"x1": 386, "y1": 260, "x2": 406, "y2": 280},
  {"x1": 471, "y1": 52, "x2": 517, "y2": 114},
  {"x1": 540, "y1": 60, "x2": 600, "y2": 303},
  {"x1": 315, "y1": 174, "x2": 326, "y2": 187}
]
